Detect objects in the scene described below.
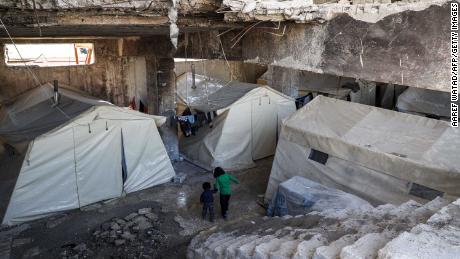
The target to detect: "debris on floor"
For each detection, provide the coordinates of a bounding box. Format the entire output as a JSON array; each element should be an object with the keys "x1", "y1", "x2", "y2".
[
  {"x1": 59, "y1": 208, "x2": 167, "y2": 259},
  {"x1": 174, "y1": 216, "x2": 214, "y2": 237},
  {"x1": 173, "y1": 173, "x2": 188, "y2": 184}
]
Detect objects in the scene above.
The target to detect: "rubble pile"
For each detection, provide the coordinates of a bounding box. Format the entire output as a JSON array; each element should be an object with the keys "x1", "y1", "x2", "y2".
[{"x1": 60, "y1": 208, "x2": 167, "y2": 259}]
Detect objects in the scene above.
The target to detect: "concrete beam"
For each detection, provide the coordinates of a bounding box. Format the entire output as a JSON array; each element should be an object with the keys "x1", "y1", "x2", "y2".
[
  {"x1": 242, "y1": 3, "x2": 450, "y2": 91},
  {"x1": 223, "y1": 0, "x2": 449, "y2": 23},
  {"x1": 0, "y1": 0, "x2": 218, "y2": 13},
  {"x1": 174, "y1": 30, "x2": 243, "y2": 60},
  {"x1": 0, "y1": 9, "x2": 237, "y2": 37}
]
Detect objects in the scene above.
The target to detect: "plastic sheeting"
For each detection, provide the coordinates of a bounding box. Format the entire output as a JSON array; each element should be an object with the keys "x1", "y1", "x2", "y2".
[
  {"x1": 267, "y1": 176, "x2": 372, "y2": 217},
  {"x1": 180, "y1": 84, "x2": 296, "y2": 171},
  {"x1": 0, "y1": 84, "x2": 174, "y2": 225},
  {"x1": 176, "y1": 72, "x2": 226, "y2": 106},
  {"x1": 396, "y1": 87, "x2": 450, "y2": 118},
  {"x1": 266, "y1": 96, "x2": 460, "y2": 205},
  {"x1": 188, "y1": 81, "x2": 257, "y2": 113}
]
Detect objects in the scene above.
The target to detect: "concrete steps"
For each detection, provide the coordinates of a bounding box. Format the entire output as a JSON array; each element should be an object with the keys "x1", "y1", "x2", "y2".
[
  {"x1": 292, "y1": 234, "x2": 328, "y2": 259},
  {"x1": 340, "y1": 231, "x2": 395, "y2": 259},
  {"x1": 237, "y1": 235, "x2": 275, "y2": 259},
  {"x1": 187, "y1": 197, "x2": 456, "y2": 259},
  {"x1": 269, "y1": 239, "x2": 302, "y2": 259},
  {"x1": 378, "y1": 199, "x2": 460, "y2": 259},
  {"x1": 225, "y1": 235, "x2": 259, "y2": 259},
  {"x1": 314, "y1": 234, "x2": 359, "y2": 259},
  {"x1": 254, "y1": 237, "x2": 290, "y2": 259}
]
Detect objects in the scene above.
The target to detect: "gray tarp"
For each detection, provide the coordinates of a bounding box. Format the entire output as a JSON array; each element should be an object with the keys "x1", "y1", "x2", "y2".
[
  {"x1": 187, "y1": 81, "x2": 257, "y2": 113},
  {"x1": 266, "y1": 96, "x2": 460, "y2": 205},
  {"x1": 0, "y1": 85, "x2": 110, "y2": 147}
]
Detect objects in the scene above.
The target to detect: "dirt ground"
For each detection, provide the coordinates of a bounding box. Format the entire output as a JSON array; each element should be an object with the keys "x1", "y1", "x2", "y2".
[{"x1": 0, "y1": 157, "x2": 273, "y2": 259}]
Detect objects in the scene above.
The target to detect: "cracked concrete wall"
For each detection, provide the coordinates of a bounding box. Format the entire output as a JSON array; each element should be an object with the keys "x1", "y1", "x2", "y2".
[
  {"x1": 175, "y1": 59, "x2": 266, "y2": 82},
  {"x1": 263, "y1": 65, "x2": 356, "y2": 97},
  {"x1": 242, "y1": 3, "x2": 450, "y2": 91},
  {"x1": 175, "y1": 31, "x2": 243, "y2": 61}
]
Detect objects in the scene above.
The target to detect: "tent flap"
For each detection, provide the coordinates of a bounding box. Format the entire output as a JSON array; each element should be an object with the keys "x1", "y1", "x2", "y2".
[
  {"x1": 74, "y1": 121, "x2": 123, "y2": 207},
  {"x1": 122, "y1": 121, "x2": 175, "y2": 193}
]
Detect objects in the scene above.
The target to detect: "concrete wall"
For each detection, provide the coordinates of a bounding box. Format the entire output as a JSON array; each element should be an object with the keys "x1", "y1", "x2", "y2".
[
  {"x1": 263, "y1": 65, "x2": 356, "y2": 97},
  {"x1": 175, "y1": 59, "x2": 267, "y2": 83},
  {"x1": 175, "y1": 31, "x2": 243, "y2": 61},
  {"x1": 242, "y1": 3, "x2": 450, "y2": 91},
  {"x1": 0, "y1": 39, "x2": 151, "y2": 109}
]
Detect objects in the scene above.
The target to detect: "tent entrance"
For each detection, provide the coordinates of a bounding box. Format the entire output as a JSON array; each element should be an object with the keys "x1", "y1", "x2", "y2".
[
  {"x1": 73, "y1": 120, "x2": 123, "y2": 207},
  {"x1": 251, "y1": 96, "x2": 277, "y2": 160}
]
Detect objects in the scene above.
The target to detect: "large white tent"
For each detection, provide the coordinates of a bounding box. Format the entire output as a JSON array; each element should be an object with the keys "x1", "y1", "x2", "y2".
[
  {"x1": 266, "y1": 96, "x2": 460, "y2": 205},
  {"x1": 178, "y1": 78, "x2": 296, "y2": 171},
  {"x1": 0, "y1": 83, "x2": 175, "y2": 225}
]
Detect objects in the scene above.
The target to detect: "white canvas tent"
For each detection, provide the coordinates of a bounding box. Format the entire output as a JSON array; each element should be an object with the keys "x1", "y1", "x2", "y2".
[
  {"x1": 266, "y1": 96, "x2": 460, "y2": 205},
  {"x1": 396, "y1": 87, "x2": 450, "y2": 119},
  {"x1": 179, "y1": 79, "x2": 296, "y2": 170},
  {"x1": 0, "y1": 83, "x2": 175, "y2": 225}
]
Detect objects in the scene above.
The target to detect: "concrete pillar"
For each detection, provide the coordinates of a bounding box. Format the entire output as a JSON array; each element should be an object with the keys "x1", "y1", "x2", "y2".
[{"x1": 157, "y1": 57, "x2": 179, "y2": 161}]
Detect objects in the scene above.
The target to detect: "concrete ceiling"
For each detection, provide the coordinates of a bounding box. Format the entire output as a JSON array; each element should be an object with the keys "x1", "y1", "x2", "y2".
[{"x1": 0, "y1": 8, "x2": 236, "y2": 38}]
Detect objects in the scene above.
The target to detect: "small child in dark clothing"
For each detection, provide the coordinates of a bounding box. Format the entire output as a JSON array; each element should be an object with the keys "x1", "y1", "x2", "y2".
[{"x1": 200, "y1": 182, "x2": 216, "y2": 222}]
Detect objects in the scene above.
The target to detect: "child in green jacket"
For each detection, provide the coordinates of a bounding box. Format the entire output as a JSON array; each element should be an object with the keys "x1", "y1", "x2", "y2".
[{"x1": 213, "y1": 167, "x2": 239, "y2": 220}]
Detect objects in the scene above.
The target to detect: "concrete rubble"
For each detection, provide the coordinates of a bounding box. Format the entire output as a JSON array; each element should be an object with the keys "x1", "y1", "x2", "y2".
[
  {"x1": 187, "y1": 197, "x2": 459, "y2": 259},
  {"x1": 0, "y1": 224, "x2": 30, "y2": 259},
  {"x1": 174, "y1": 215, "x2": 214, "y2": 237},
  {"x1": 58, "y1": 208, "x2": 166, "y2": 258}
]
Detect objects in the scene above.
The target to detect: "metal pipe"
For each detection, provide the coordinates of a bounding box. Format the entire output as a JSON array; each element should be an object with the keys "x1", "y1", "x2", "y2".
[
  {"x1": 53, "y1": 80, "x2": 59, "y2": 105},
  {"x1": 191, "y1": 63, "x2": 196, "y2": 89}
]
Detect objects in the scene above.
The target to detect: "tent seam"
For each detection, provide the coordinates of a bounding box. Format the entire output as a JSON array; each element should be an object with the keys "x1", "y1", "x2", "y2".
[{"x1": 72, "y1": 127, "x2": 82, "y2": 208}]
